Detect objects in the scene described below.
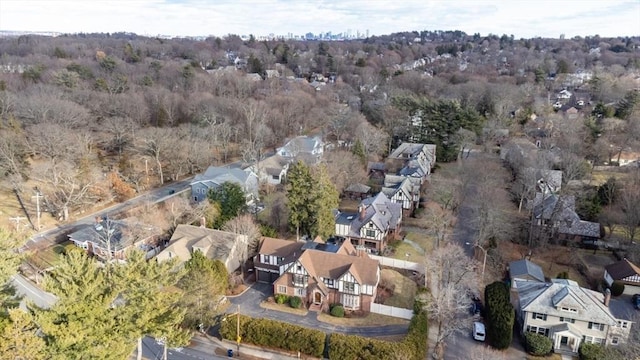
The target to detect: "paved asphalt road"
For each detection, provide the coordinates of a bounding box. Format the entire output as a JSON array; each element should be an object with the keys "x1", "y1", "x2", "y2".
[
  {"x1": 11, "y1": 273, "x2": 57, "y2": 309},
  {"x1": 228, "y1": 282, "x2": 410, "y2": 337}
]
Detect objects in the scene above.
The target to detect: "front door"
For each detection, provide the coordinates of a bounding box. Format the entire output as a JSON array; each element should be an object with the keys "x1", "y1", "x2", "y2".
[
  {"x1": 314, "y1": 292, "x2": 321, "y2": 304},
  {"x1": 560, "y1": 336, "x2": 568, "y2": 346}
]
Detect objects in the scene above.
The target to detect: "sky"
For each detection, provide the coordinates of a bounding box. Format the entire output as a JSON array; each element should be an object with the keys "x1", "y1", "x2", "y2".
[{"x1": 1, "y1": 0, "x2": 639, "y2": 39}]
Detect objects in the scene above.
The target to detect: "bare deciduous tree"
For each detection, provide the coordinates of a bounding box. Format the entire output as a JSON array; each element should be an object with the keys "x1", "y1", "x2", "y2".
[
  {"x1": 222, "y1": 214, "x2": 261, "y2": 264},
  {"x1": 420, "y1": 243, "x2": 479, "y2": 360}
]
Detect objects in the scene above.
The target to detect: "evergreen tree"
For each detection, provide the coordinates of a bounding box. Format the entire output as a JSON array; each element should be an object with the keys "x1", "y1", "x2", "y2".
[
  {"x1": 177, "y1": 250, "x2": 228, "y2": 329},
  {"x1": 0, "y1": 309, "x2": 47, "y2": 360},
  {"x1": 0, "y1": 229, "x2": 23, "y2": 317},
  {"x1": 287, "y1": 161, "x2": 314, "y2": 238},
  {"x1": 311, "y1": 164, "x2": 339, "y2": 238},
  {"x1": 208, "y1": 181, "x2": 248, "y2": 228},
  {"x1": 352, "y1": 139, "x2": 366, "y2": 165}
]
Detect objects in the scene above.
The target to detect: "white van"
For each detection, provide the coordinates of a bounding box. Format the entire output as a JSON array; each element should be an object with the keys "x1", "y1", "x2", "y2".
[{"x1": 473, "y1": 322, "x2": 486, "y2": 342}]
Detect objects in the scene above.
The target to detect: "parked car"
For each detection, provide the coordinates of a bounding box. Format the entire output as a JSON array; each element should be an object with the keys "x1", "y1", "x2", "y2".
[
  {"x1": 632, "y1": 294, "x2": 640, "y2": 310},
  {"x1": 473, "y1": 322, "x2": 486, "y2": 342},
  {"x1": 470, "y1": 296, "x2": 483, "y2": 315}
]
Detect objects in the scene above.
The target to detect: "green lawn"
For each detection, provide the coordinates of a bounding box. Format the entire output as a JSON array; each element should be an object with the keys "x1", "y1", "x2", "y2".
[
  {"x1": 404, "y1": 231, "x2": 435, "y2": 255},
  {"x1": 380, "y1": 269, "x2": 417, "y2": 309},
  {"x1": 391, "y1": 242, "x2": 425, "y2": 263}
]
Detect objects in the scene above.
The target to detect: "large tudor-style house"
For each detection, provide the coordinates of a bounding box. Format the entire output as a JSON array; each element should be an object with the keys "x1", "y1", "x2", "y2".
[
  {"x1": 387, "y1": 142, "x2": 436, "y2": 181},
  {"x1": 513, "y1": 277, "x2": 634, "y2": 355},
  {"x1": 334, "y1": 192, "x2": 402, "y2": 253},
  {"x1": 254, "y1": 236, "x2": 379, "y2": 312}
]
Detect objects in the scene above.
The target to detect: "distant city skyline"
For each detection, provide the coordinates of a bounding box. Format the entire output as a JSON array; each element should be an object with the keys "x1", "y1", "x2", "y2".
[{"x1": 1, "y1": 0, "x2": 639, "y2": 39}]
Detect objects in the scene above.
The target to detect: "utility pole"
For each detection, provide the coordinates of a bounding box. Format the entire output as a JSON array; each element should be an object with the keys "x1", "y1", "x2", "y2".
[
  {"x1": 9, "y1": 216, "x2": 25, "y2": 232},
  {"x1": 32, "y1": 190, "x2": 43, "y2": 231},
  {"x1": 236, "y1": 304, "x2": 241, "y2": 356}
]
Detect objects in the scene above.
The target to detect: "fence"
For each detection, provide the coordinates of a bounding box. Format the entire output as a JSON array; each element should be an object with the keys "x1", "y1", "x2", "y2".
[
  {"x1": 369, "y1": 303, "x2": 414, "y2": 320},
  {"x1": 369, "y1": 255, "x2": 423, "y2": 274}
]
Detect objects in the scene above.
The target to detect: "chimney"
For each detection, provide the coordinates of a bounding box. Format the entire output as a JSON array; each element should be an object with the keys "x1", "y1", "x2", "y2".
[
  {"x1": 604, "y1": 288, "x2": 611, "y2": 307},
  {"x1": 200, "y1": 216, "x2": 206, "y2": 228},
  {"x1": 359, "y1": 205, "x2": 366, "y2": 221}
]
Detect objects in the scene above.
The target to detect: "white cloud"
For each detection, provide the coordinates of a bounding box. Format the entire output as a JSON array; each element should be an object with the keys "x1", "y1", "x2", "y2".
[{"x1": 0, "y1": 0, "x2": 638, "y2": 38}]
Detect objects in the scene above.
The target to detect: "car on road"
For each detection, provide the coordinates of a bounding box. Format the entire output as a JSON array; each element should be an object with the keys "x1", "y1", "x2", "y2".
[
  {"x1": 473, "y1": 322, "x2": 485, "y2": 342},
  {"x1": 632, "y1": 294, "x2": 640, "y2": 310}
]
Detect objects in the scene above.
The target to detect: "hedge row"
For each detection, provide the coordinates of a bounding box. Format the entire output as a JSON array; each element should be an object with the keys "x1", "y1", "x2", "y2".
[
  {"x1": 220, "y1": 314, "x2": 325, "y2": 357},
  {"x1": 524, "y1": 332, "x2": 552, "y2": 356},
  {"x1": 328, "y1": 307, "x2": 428, "y2": 360},
  {"x1": 579, "y1": 342, "x2": 606, "y2": 360},
  {"x1": 485, "y1": 281, "x2": 514, "y2": 349}
]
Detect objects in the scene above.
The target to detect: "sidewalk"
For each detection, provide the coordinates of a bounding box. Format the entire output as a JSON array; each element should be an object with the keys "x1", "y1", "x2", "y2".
[{"x1": 194, "y1": 333, "x2": 313, "y2": 360}]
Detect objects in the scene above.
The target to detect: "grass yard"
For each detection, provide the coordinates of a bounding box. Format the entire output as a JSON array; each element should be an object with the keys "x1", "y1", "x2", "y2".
[
  {"x1": 390, "y1": 241, "x2": 425, "y2": 263},
  {"x1": 26, "y1": 241, "x2": 76, "y2": 270},
  {"x1": 317, "y1": 312, "x2": 409, "y2": 327},
  {"x1": 259, "y1": 301, "x2": 309, "y2": 316},
  {"x1": 379, "y1": 269, "x2": 417, "y2": 309},
  {"x1": 404, "y1": 231, "x2": 435, "y2": 255}
]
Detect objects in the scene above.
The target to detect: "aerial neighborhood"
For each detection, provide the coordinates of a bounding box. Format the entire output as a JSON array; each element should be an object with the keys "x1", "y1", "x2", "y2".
[{"x1": 1, "y1": 22, "x2": 640, "y2": 360}]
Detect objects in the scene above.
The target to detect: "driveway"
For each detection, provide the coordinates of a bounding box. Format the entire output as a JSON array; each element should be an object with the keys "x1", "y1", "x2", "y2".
[{"x1": 227, "y1": 282, "x2": 410, "y2": 337}]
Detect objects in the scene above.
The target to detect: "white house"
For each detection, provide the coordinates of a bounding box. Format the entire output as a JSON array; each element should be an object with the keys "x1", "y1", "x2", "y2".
[
  {"x1": 513, "y1": 278, "x2": 634, "y2": 355},
  {"x1": 190, "y1": 166, "x2": 258, "y2": 203},
  {"x1": 557, "y1": 89, "x2": 573, "y2": 99},
  {"x1": 277, "y1": 135, "x2": 324, "y2": 165},
  {"x1": 246, "y1": 154, "x2": 289, "y2": 185}
]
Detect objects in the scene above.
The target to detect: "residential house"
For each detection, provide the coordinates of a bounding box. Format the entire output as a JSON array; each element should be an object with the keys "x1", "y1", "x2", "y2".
[
  {"x1": 381, "y1": 175, "x2": 417, "y2": 215},
  {"x1": 272, "y1": 243, "x2": 379, "y2": 312},
  {"x1": 509, "y1": 259, "x2": 546, "y2": 287},
  {"x1": 190, "y1": 166, "x2": 259, "y2": 203},
  {"x1": 522, "y1": 168, "x2": 563, "y2": 194},
  {"x1": 604, "y1": 259, "x2": 640, "y2": 295},
  {"x1": 277, "y1": 135, "x2": 324, "y2": 165},
  {"x1": 500, "y1": 138, "x2": 540, "y2": 169},
  {"x1": 387, "y1": 142, "x2": 436, "y2": 180},
  {"x1": 557, "y1": 89, "x2": 572, "y2": 99},
  {"x1": 513, "y1": 278, "x2": 634, "y2": 355},
  {"x1": 334, "y1": 192, "x2": 402, "y2": 253},
  {"x1": 155, "y1": 224, "x2": 248, "y2": 274},
  {"x1": 68, "y1": 217, "x2": 160, "y2": 261},
  {"x1": 246, "y1": 154, "x2": 289, "y2": 185},
  {"x1": 530, "y1": 192, "x2": 601, "y2": 244},
  {"x1": 617, "y1": 150, "x2": 640, "y2": 167},
  {"x1": 343, "y1": 183, "x2": 371, "y2": 200},
  {"x1": 367, "y1": 161, "x2": 386, "y2": 180},
  {"x1": 254, "y1": 237, "x2": 305, "y2": 283}
]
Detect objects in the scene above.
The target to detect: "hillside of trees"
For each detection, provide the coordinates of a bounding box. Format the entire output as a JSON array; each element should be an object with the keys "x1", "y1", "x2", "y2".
[{"x1": 0, "y1": 31, "x2": 638, "y2": 232}]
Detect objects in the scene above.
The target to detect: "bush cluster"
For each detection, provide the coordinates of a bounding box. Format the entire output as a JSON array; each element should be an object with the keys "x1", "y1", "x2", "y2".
[
  {"x1": 220, "y1": 314, "x2": 325, "y2": 357},
  {"x1": 289, "y1": 296, "x2": 302, "y2": 308},
  {"x1": 579, "y1": 342, "x2": 606, "y2": 360},
  {"x1": 328, "y1": 305, "x2": 428, "y2": 360},
  {"x1": 524, "y1": 332, "x2": 552, "y2": 356},
  {"x1": 274, "y1": 294, "x2": 288, "y2": 304},
  {"x1": 330, "y1": 303, "x2": 345, "y2": 317},
  {"x1": 485, "y1": 281, "x2": 514, "y2": 349}
]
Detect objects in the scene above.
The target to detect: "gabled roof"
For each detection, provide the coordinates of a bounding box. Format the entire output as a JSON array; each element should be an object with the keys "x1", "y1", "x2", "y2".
[
  {"x1": 257, "y1": 237, "x2": 305, "y2": 260},
  {"x1": 367, "y1": 161, "x2": 386, "y2": 171},
  {"x1": 344, "y1": 183, "x2": 371, "y2": 194},
  {"x1": 156, "y1": 224, "x2": 244, "y2": 265},
  {"x1": 68, "y1": 217, "x2": 159, "y2": 252},
  {"x1": 558, "y1": 219, "x2": 601, "y2": 238},
  {"x1": 296, "y1": 249, "x2": 379, "y2": 286},
  {"x1": 388, "y1": 142, "x2": 435, "y2": 161},
  {"x1": 514, "y1": 279, "x2": 617, "y2": 325},
  {"x1": 192, "y1": 166, "x2": 254, "y2": 186},
  {"x1": 334, "y1": 192, "x2": 402, "y2": 237},
  {"x1": 509, "y1": 259, "x2": 545, "y2": 283},
  {"x1": 279, "y1": 135, "x2": 322, "y2": 155},
  {"x1": 532, "y1": 193, "x2": 578, "y2": 222},
  {"x1": 605, "y1": 259, "x2": 640, "y2": 281},
  {"x1": 522, "y1": 168, "x2": 563, "y2": 191}
]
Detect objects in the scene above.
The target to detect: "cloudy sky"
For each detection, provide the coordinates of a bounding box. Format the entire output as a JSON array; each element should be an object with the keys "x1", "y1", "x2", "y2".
[{"x1": 1, "y1": 0, "x2": 639, "y2": 39}]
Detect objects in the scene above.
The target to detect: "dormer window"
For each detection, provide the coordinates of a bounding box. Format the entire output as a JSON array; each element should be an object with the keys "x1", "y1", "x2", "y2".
[{"x1": 559, "y1": 306, "x2": 577, "y2": 313}]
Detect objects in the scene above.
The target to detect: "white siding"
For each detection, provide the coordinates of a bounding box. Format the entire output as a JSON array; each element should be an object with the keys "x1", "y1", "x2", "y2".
[{"x1": 359, "y1": 221, "x2": 384, "y2": 241}]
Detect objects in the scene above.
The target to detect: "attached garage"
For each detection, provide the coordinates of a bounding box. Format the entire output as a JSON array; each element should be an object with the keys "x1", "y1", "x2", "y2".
[{"x1": 257, "y1": 269, "x2": 279, "y2": 283}]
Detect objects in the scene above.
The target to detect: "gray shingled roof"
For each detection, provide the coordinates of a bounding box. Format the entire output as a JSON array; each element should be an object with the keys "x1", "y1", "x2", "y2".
[
  {"x1": 514, "y1": 279, "x2": 617, "y2": 326},
  {"x1": 336, "y1": 192, "x2": 402, "y2": 237},
  {"x1": 345, "y1": 183, "x2": 371, "y2": 194},
  {"x1": 509, "y1": 259, "x2": 545, "y2": 282},
  {"x1": 522, "y1": 167, "x2": 563, "y2": 192}
]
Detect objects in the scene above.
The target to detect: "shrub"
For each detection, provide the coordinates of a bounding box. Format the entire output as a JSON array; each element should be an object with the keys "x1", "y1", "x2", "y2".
[
  {"x1": 289, "y1": 296, "x2": 302, "y2": 308},
  {"x1": 485, "y1": 281, "x2": 514, "y2": 349},
  {"x1": 220, "y1": 314, "x2": 325, "y2": 357},
  {"x1": 579, "y1": 342, "x2": 606, "y2": 360},
  {"x1": 330, "y1": 304, "x2": 345, "y2": 318},
  {"x1": 524, "y1": 332, "x2": 552, "y2": 356},
  {"x1": 274, "y1": 294, "x2": 288, "y2": 304},
  {"x1": 611, "y1": 281, "x2": 625, "y2": 296}
]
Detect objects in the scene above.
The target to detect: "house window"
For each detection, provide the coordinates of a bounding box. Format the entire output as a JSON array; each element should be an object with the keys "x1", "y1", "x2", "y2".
[
  {"x1": 588, "y1": 322, "x2": 605, "y2": 331},
  {"x1": 617, "y1": 321, "x2": 628, "y2": 328},
  {"x1": 593, "y1": 338, "x2": 605, "y2": 345},
  {"x1": 365, "y1": 229, "x2": 376, "y2": 238},
  {"x1": 559, "y1": 317, "x2": 575, "y2": 324},
  {"x1": 611, "y1": 336, "x2": 620, "y2": 345},
  {"x1": 277, "y1": 285, "x2": 287, "y2": 294},
  {"x1": 343, "y1": 281, "x2": 356, "y2": 294},
  {"x1": 293, "y1": 274, "x2": 305, "y2": 286},
  {"x1": 263, "y1": 255, "x2": 271, "y2": 264},
  {"x1": 75, "y1": 241, "x2": 88, "y2": 250},
  {"x1": 272, "y1": 174, "x2": 280, "y2": 180},
  {"x1": 325, "y1": 279, "x2": 335, "y2": 288},
  {"x1": 296, "y1": 264, "x2": 302, "y2": 272},
  {"x1": 560, "y1": 306, "x2": 577, "y2": 313},
  {"x1": 342, "y1": 294, "x2": 360, "y2": 309},
  {"x1": 526, "y1": 325, "x2": 548, "y2": 336},
  {"x1": 295, "y1": 287, "x2": 304, "y2": 296},
  {"x1": 532, "y1": 312, "x2": 547, "y2": 321}
]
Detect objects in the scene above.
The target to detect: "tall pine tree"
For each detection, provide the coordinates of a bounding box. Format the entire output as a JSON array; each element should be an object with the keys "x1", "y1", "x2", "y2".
[
  {"x1": 287, "y1": 161, "x2": 314, "y2": 238},
  {"x1": 311, "y1": 164, "x2": 339, "y2": 238}
]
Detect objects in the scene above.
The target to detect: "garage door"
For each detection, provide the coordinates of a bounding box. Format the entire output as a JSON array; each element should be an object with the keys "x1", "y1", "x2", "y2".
[{"x1": 257, "y1": 270, "x2": 271, "y2": 283}]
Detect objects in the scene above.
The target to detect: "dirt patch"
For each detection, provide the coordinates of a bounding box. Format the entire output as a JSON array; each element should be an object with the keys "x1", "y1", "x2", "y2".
[{"x1": 228, "y1": 284, "x2": 248, "y2": 296}]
